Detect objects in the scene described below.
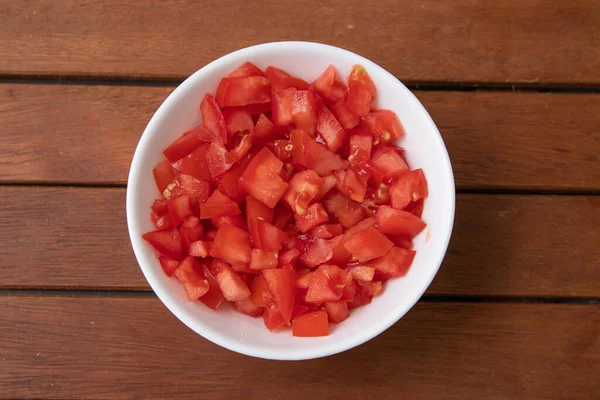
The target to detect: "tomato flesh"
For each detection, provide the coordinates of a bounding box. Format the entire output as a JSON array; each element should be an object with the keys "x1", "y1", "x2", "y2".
[
  {"x1": 390, "y1": 169, "x2": 429, "y2": 210},
  {"x1": 292, "y1": 310, "x2": 329, "y2": 337},
  {"x1": 174, "y1": 257, "x2": 210, "y2": 301},
  {"x1": 294, "y1": 203, "x2": 329, "y2": 233},
  {"x1": 282, "y1": 169, "x2": 324, "y2": 214},
  {"x1": 200, "y1": 93, "x2": 228, "y2": 144},
  {"x1": 172, "y1": 143, "x2": 212, "y2": 182},
  {"x1": 199, "y1": 189, "x2": 241, "y2": 219},
  {"x1": 265, "y1": 66, "x2": 309, "y2": 91},
  {"x1": 316, "y1": 98, "x2": 346, "y2": 152},
  {"x1": 163, "y1": 131, "x2": 203, "y2": 163},
  {"x1": 368, "y1": 246, "x2": 416, "y2": 278},
  {"x1": 343, "y1": 226, "x2": 394, "y2": 262},
  {"x1": 291, "y1": 90, "x2": 317, "y2": 135},
  {"x1": 216, "y1": 76, "x2": 271, "y2": 107},
  {"x1": 263, "y1": 268, "x2": 296, "y2": 322},
  {"x1": 375, "y1": 205, "x2": 426, "y2": 238},
  {"x1": 312, "y1": 65, "x2": 347, "y2": 104},
  {"x1": 153, "y1": 160, "x2": 175, "y2": 192},
  {"x1": 209, "y1": 259, "x2": 251, "y2": 302},
  {"x1": 239, "y1": 147, "x2": 289, "y2": 208},
  {"x1": 210, "y1": 223, "x2": 252, "y2": 266},
  {"x1": 290, "y1": 129, "x2": 346, "y2": 176}
]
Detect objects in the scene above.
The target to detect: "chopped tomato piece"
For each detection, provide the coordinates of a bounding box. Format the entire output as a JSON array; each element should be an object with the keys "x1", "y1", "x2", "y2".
[
  {"x1": 291, "y1": 90, "x2": 317, "y2": 135},
  {"x1": 272, "y1": 202, "x2": 294, "y2": 229},
  {"x1": 172, "y1": 143, "x2": 212, "y2": 182},
  {"x1": 250, "y1": 275, "x2": 273, "y2": 307},
  {"x1": 224, "y1": 108, "x2": 254, "y2": 137},
  {"x1": 158, "y1": 255, "x2": 179, "y2": 277},
  {"x1": 229, "y1": 134, "x2": 253, "y2": 162},
  {"x1": 143, "y1": 229, "x2": 183, "y2": 260},
  {"x1": 151, "y1": 199, "x2": 169, "y2": 216},
  {"x1": 324, "y1": 301, "x2": 349, "y2": 323},
  {"x1": 179, "y1": 216, "x2": 204, "y2": 251},
  {"x1": 347, "y1": 265, "x2": 375, "y2": 281},
  {"x1": 239, "y1": 147, "x2": 289, "y2": 208},
  {"x1": 404, "y1": 198, "x2": 425, "y2": 218},
  {"x1": 282, "y1": 170, "x2": 324, "y2": 214},
  {"x1": 316, "y1": 98, "x2": 346, "y2": 152},
  {"x1": 210, "y1": 223, "x2": 251, "y2": 266},
  {"x1": 153, "y1": 160, "x2": 175, "y2": 192},
  {"x1": 218, "y1": 152, "x2": 254, "y2": 203},
  {"x1": 209, "y1": 259, "x2": 251, "y2": 302},
  {"x1": 174, "y1": 257, "x2": 210, "y2": 301},
  {"x1": 294, "y1": 203, "x2": 329, "y2": 233},
  {"x1": 272, "y1": 139, "x2": 292, "y2": 161},
  {"x1": 199, "y1": 190, "x2": 241, "y2": 219},
  {"x1": 205, "y1": 141, "x2": 234, "y2": 179},
  {"x1": 167, "y1": 195, "x2": 192, "y2": 227},
  {"x1": 361, "y1": 110, "x2": 405, "y2": 142},
  {"x1": 375, "y1": 205, "x2": 426, "y2": 238},
  {"x1": 263, "y1": 268, "x2": 296, "y2": 322},
  {"x1": 369, "y1": 146, "x2": 409, "y2": 185},
  {"x1": 188, "y1": 240, "x2": 211, "y2": 257},
  {"x1": 390, "y1": 169, "x2": 429, "y2": 210},
  {"x1": 310, "y1": 223, "x2": 343, "y2": 239},
  {"x1": 343, "y1": 226, "x2": 394, "y2": 262},
  {"x1": 228, "y1": 62, "x2": 264, "y2": 78},
  {"x1": 250, "y1": 249, "x2": 278, "y2": 270},
  {"x1": 313, "y1": 174, "x2": 337, "y2": 202},
  {"x1": 211, "y1": 214, "x2": 246, "y2": 230},
  {"x1": 173, "y1": 174, "x2": 211, "y2": 205},
  {"x1": 330, "y1": 98, "x2": 360, "y2": 129},
  {"x1": 162, "y1": 131, "x2": 203, "y2": 163},
  {"x1": 199, "y1": 266, "x2": 225, "y2": 310},
  {"x1": 346, "y1": 65, "x2": 375, "y2": 117},
  {"x1": 290, "y1": 130, "x2": 346, "y2": 176},
  {"x1": 251, "y1": 114, "x2": 275, "y2": 144},
  {"x1": 298, "y1": 236, "x2": 341, "y2": 268},
  {"x1": 306, "y1": 265, "x2": 352, "y2": 303},
  {"x1": 340, "y1": 167, "x2": 370, "y2": 203},
  {"x1": 312, "y1": 65, "x2": 347, "y2": 104},
  {"x1": 279, "y1": 248, "x2": 301, "y2": 268},
  {"x1": 256, "y1": 219, "x2": 288, "y2": 251},
  {"x1": 215, "y1": 75, "x2": 271, "y2": 107},
  {"x1": 348, "y1": 130, "x2": 373, "y2": 164},
  {"x1": 291, "y1": 305, "x2": 310, "y2": 319},
  {"x1": 265, "y1": 66, "x2": 309, "y2": 91},
  {"x1": 200, "y1": 93, "x2": 227, "y2": 144},
  {"x1": 233, "y1": 297, "x2": 264, "y2": 317},
  {"x1": 292, "y1": 310, "x2": 329, "y2": 337},
  {"x1": 322, "y1": 189, "x2": 367, "y2": 228},
  {"x1": 263, "y1": 303, "x2": 287, "y2": 331},
  {"x1": 368, "y1": 246, "x2": 416, "y2": 278},
  {"x1": 152, "y1": 213, "x2": 174, "y2": 230},
  {"x1": 271, "y1": 87, "x2": 296, "y2": 128},
  {"x1": 296, "y1": 271, "x2": 314, "y2": 289},
  {"x1": 388, "y1": 235, "x2": 413, "y2": 249},
  {"x1": 246, "y1": 196, "x2": 274, "y2": 247}
]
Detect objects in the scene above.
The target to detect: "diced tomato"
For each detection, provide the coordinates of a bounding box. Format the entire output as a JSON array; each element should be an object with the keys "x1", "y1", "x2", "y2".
[
  {"x1": 205, "y1": 141, "x2": 234, "y2": 179},
  {"x1": 291, "y1": 90, "x2": 317, "y2": 135},
  {"x1": 199, "y1": 190, "x2": 241, "y2": 219},
  {"x1": 153, "y1": 160, "x2": 175, "y2": 192},
  {"x1": 296, "y1": 271, "x2": 313, "y2": 289},
  {"x1": 228, "y1": 62, "x2": 264, "y2": 78},
  {"x1": 239, "y1": 147, "x2": 289, "y2": 208},
  {"x1": 361, "y1": 110, "x2": 404, "y2": 142},
  {"x1": 367, "y1": 246, "x2": 415, "y2": 278},
  {"x1": 151, "y1": 199, "x2": 169, "y2": 216},
  {"x1": 173, "y1": 174, "x2": 211, "y2": 205},
  {"x1": 271, "y1": 139, "x2": 292, "y2": 161},
  {"x1": 294, "y1": 203, "x2": 329, "y2": 233},
  {"x1": 369, "y1": 147, "x2": 409, "y2": 185},
  {"x1": 339, "y1": 167, "x2": 369, "y2": 203},
  {"x1": 348, "y1": 265, "x2": 375, "y2": 281},
  {"x1": 343, "y1": 226, "x2": 394, "y2": 262},
  {"x1": 172, "y1": 143, "x2": 212, "y2": 182},
  {"x1": 152, "y1": 213, "x2": 174, "y2": 230},
  {"x1": 233, "y1": 297, "x2": 264, "y2": 317},
  {"x1": 256, "y1": 219, "x2": 288, "y2": 251},
  {"x1": 188, "y1": 240, "x2": 211, "y2": 257},
  {"x1": 216, "y1": 75, "x2": 271, "y2": 107},
  {"x1": 263, "y1": 303, "x2": 287, "y2": 331},
  {"x1": 291, "y1": 305, "x2": 310, "y2": 319},
  {"x1": 263, "y1": 268, "x2": 296, "y2": 322},
  {"x1": 292, "y1": 310, "x2": 329, "y2": 337},
  {"x1": 211, "y1": 214, "x2": 246, "y2": 230},
  {"x1": 179, "y1": 216, "x2": 204, "y2": 250},
  {"x1": 199, "y1": 266, "x2": 225, "y2": 310},
  {"x1": 310, "y1": 223, "x2": 343, "y2": 239},
  {"x1": 282, "y1": 169, "x2": 324, "y2": 213},
  {"x1": 224, "y1": 108, "x2": 254, "y2": 137},
  {"x1": 348, "y1": 130, "x2": 373, "y2": 164},
  {"x1": 205, "y1": 230, "x2": 217, "y2": 241},
  {"x1": 250, "y1": 249, "x2": 278, "y2": 270},
  {"x1": 316, "y1": 98, "x2": 346, "y2": 152},
  {"x1": 162, "y1": 131, "x2": 203, "y2": 163},
  {"x1": 209, "y1": 259, "x2": 251, "y2": 302},
  {"x1": 173, "y1": 257, "x2": 210, "y2": 301},
  {"x1": 272, "y1": 202, "x2": 294, "y2": 229},
  {"x1": 325, "y1": 301, "x2": 349, "y2": 323},
  {"x1": 312, "y1": 65, "x2": 347, "y2": 104},
  {"x1": 290, "y1": 130, "x2": 346, "y2": 176},
  {"x1": 265, "y1": 66, "x2": 309, "y2": 91},
  {"x1": 143, "y1": 229, "x2": 183, "y2": 260},
  {"x1": 388, "y1": 235, "x2": 413, "y2": 249},
  {"x1": 313, "y1": 174, "x2": 337, "y2": 202},
  {"x1": 251, "y1": 114, "x2": 275, "y2": 144},
  {"x1": 167, "y1": 195, "x2": 192, "y2": 227},
  {"x1": 375, "y1": 205, "x2": 426, "y2": 238},
  {"x1": 210, "y1": 223, "x2": 251, "y2": 266},
  {"x1": 390, "y1": 169, "x2": 429, "y2": 210},
  {"x1": 305, "y1": 264, "x2": 352, "y2": 303},
  {"x1": 330, "y1": 98, "x2": 360, "y2": 129},
  {"x1": 250, "y1": 275, "x2": 273, "y2": 307},
  {"x1": 158, "y1": 255, "x2": 179, "y2": 277},
  {"x1": 345, "y1": 65, "x2": 375, "y2": 117},
  {"x1": 279, "y1": 248, "x2": 300, "y2": 267},
  {"x1": 200, "y1": 93, "x2": 227, "y2": 144},
  {"x1": 218, "y1": 152, "x2": 254, "y2": 203},
  {"x1": 245, "y1": 196, "x2": 274, "y2": 246},
  {"x1": 322, "y1": 189, "x2": 367, "y2": 228},
  {"x1": 298, "y1": 236, "x2": 341, "y2": 268},
  {"x1": 271, "y1": 87, "x2": 296, "y2": 128},
  {"x1": 229, "y1": 134, "x2": 253, "y2": 162}
]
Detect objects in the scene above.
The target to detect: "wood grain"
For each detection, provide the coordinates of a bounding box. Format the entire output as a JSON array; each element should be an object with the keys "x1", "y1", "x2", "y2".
[
  {"x1": 1, "y1": 1, "x2": 599, "y2": 84},
  {"x1": 2, "y1": 84, "x2": 599, "y2": 190},
  {"x1": 0, "y1": 296, "x2": 597, "y2": 399},
  {"x1": 1, "y1": 186, "x2": 598, "y2": 296}
]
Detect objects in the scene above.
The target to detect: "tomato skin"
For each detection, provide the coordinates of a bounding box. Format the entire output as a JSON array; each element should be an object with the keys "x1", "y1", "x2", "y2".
[
  {"x1": 158, "y1": 255, "x2": 179, "y2": 277},
  {"x1": 153, "y1": 160, "x2": 175, "y2": 192},
  {"x1": 265, "y1": 66, "x2": 309, "y2": 91},
  {"x1": 369, "y1": 147, "x2": 409, "y2": 185},
  {"x1": 322, "y1": 189, "x2": 367, "y2": 228},
  {"x1": 312, "y1": 65, "x2": 347, "y2": 105},
  {"x1": 271, "y1": 87, "x2": 296, "y2": 128},
  {"x1": 344, "y1": 226, "x2": 394, "y2": 262},
  {"x1": 250, "y1": 275, "x2": 274, "y2": 307},
  {"x1": 263, "y1": 268, "x2": 296, "y2": 322},
  {"x1": 143, "y1": 229, "x2": 183, "y2": 260},
  {"x1": 239, "y1": 148, "x2": 289, "y2": 208},
  {"x1": 316, "y1": 98, "x2": 347, "y2": 152},
  {"x1": 375, "y1": 205, "x2": 426, "y2": 238},
  {"x1": 199, "y1": 266, "x2": 225, "y2": 310},
  {"x1": 162, "y1": 131, "x2": 203, "y2": 163},
  {"x1": 368, "y1": 246, "x2": 416, "y2": 278},
  {"x1": 361, "y1": 110, "x2": 405, "y2": 142},
  {"x1": 294, "y1": 203, "x2": 329, "y2": 233},
  {"x1": 210, "y1": 223, "x2": 252, "y2": 266},
  {"x1": 172, "y1": 143, "x2": 212, "y2": 182},
  {"x1": 251, "y1": 114, "x2": 275, "y2": 145},
  {"x1": 174, "y1": 256, "x2": 210, "y2": 301},
  {"x1": 282, "y1": 169, "x2": 324, "y2": 213},
  {"x1": 224, "y1": 108, "x2": 254, "y2": 137},
  {"x1": 390, "y1": 169, "x2": 429, "y2": 210},
  {"x1": 292, "y1": 310, "x2": 329, "y2": 337},
  {"x1": 228, "y1": 62, "x2": 264, "y2": 78},
  {"x1": 249, "y1": 249, "x2": 278, "y2": 271},
  {"x1": 216, "y1": 75, "x2": 271, "y2": 107},
  {"x1": 291, "y1": 90, "x2": 317, "y2": 135},
  {"x1": 233, "y1": 297, "x2": 264, "y2": 317},
  {"x1": 166, "y1": 195, "x2": 193, "y2": 227},
  {"x1": 200, "y1": 93, "x2": 228, "y2": 144},
  {"x1": 263, "y1": 303, "x2": 287, "y2": 331},
  {"x1": 209, "y1": 259, "x2": 251, "y2": 302},
  {"x1": 330, "y1": 98, "x2": 360, "y2": 130},
  {"x1": 324, "y1": 301, "x2": 349, "y2": 323},
  {"x1": 290, "y1": 130, "x2": 347, "y2": 176},
  {"x1": 256, "y1": 219, "x2": 288, "y2": 251},
  {"x1": 199, "y1": 190, "x2": 241, "y2": 220},
  {"x1": 205, "y1": 141, "x2": 234, "y2": 179}
]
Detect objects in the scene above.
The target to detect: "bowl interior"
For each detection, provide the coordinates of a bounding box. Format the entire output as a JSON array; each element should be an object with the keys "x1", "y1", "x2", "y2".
[{"x1": 127, "y1": 42, "x2": 455, "y2": 360}]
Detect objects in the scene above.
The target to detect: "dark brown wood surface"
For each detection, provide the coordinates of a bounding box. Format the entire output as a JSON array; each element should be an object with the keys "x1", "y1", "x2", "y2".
[
  {"x1": 1, "y1": 186, "x2": 598, "y2": 296},
  {"x1": 0, "y1": 296, "x2": 597, "y2": 400},
  {"x1": 2, "y1": 84, "x2": 599, "y2": 190},
  {"x1": 1, "y1": 0, "x2": 599, "y2": 84}
]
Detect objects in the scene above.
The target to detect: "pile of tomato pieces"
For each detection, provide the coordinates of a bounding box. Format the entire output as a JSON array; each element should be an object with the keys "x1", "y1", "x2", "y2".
[{"x1": 143, "y1": 62, "x2": 428, "y2": 337}]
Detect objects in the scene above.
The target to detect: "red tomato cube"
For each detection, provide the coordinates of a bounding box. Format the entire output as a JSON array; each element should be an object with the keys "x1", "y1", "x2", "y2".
[
  {"x1": 209, "y1": 259, "x2": 251, "y2": 302},
  {"x1": 199, "y1": 190, "x2": 241, "y2": 220},
  {"x1": 200, "y1": 93, "x2": 227, "y2": 144},
  {"x1": 174, "y1": 257, "x2": 210, "y2": 301},
  {"x1": 263, "y1": 268, "x2": 297, "y2": 322},
  {"x1": 211, "y1": 223, "x2": 252, "y2": 266},
  {"x1": 294, "y1": 203, "x2": 329, "y2": 233},
  {"x1": 375, "y1": 205, "x2": 427, "y2": 238},
  {"x1": 239, "y1": 147, "x2": 289, "y2": 208},
  {"x1": 390, "y1": 169, "x2": 429, "y2": 210},
  {"x1": 324, "y1": 301, "x2": 349, "y2": 323},
  {"x1": 153, "y1": 160, "x2": 175, "y2": 192},
  {"x1": 142, "y1": 229, "x2": 183, "y2": 261},
  {"x1": 343, "y1": 226, "x2": 394, "y2": 262},
  {"x1": 250, "y1": 249, "x2": 278, "y2": 271},
  {"x1": 216, "y1": 75, "x2": 271, "y2": 107},
  {"x1": 292, "y1": 310, "x2": 329, "y2": 337}
]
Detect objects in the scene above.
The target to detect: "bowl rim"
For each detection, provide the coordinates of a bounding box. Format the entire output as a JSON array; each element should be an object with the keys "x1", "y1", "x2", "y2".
[{"x1": 126, "y1": 40, "x2": 455, "y2": 360}]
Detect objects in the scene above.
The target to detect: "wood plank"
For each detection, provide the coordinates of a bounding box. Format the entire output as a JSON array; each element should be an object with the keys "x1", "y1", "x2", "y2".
[
  {"x1": 0, "y1": 297, "x2": 597, "y2": 399},
  {"x1": 2, "y1": 84, "x2": 599, "y2": 190},
  {"x1": 1, "y1": 187, "x2": 598, "y2": 296},
  {"x1": 1, "y1": 0, "x2": 599, "y2": 84}
]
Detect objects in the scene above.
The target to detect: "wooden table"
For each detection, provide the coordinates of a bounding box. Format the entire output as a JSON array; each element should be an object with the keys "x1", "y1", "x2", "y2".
[{"x1": 1, "y1": 1, "x2": 599, "y2": 398}]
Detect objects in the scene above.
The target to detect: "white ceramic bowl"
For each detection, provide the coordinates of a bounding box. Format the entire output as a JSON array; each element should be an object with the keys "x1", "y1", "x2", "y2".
[{"x1": 127, "y1": 41, "x2": 455, "y2": 360}]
